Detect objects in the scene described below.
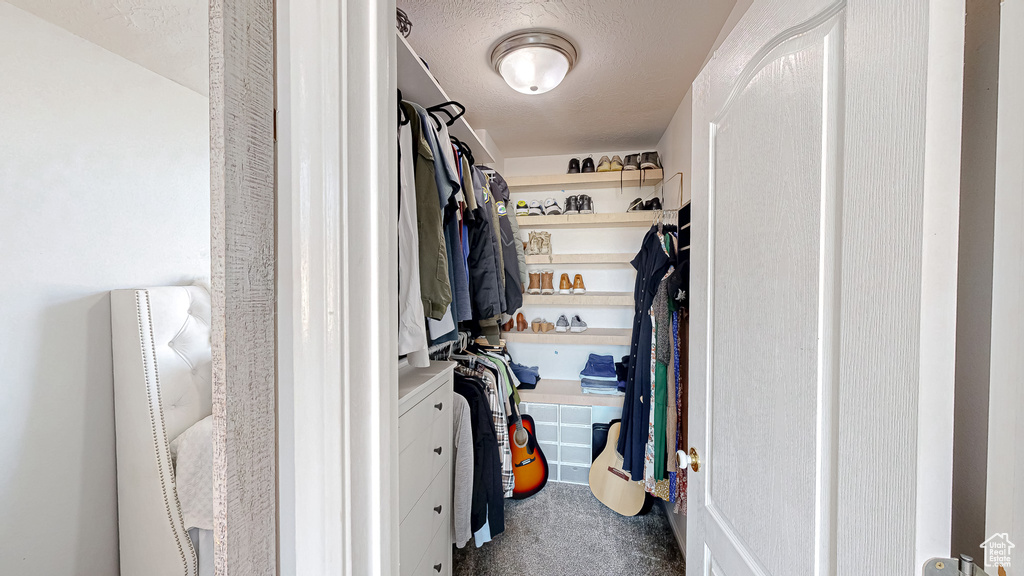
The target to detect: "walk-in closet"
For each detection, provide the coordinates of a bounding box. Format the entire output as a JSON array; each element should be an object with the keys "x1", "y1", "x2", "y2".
[{"x1": 394, "y1": 3, "x2": 717, "y2": 574}]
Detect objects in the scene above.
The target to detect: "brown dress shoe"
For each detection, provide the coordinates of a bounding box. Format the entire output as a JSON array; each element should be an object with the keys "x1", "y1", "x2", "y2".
[
  {"x1": 559, "y1": 273, "x2": 572, "y2": 295},
  {"x1": 501, "y1": 317, "x2": 514, "y2": 332},
  {"x1": 527, "y1": 270, "x2": 541, "y2": 294},
  {"x1": 516, "y1": 312, "x2": 528, "y2": 332},
  {"x1": 540, "y1": 270, "x2": 555, "y2": 295},
  {"x1": 573, "y1": 273, "x2": 587, "y2": 294}
]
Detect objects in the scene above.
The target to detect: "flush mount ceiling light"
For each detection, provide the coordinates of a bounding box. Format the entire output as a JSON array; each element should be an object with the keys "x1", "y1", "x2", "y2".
[{"x1": 490, "y1": 31, "x2": 578, "y2": 95}]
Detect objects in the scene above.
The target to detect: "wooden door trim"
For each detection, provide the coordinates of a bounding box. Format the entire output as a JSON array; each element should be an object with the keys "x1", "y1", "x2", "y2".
[{"x1": 210, "y1": 0, "x2": 277, "y2": 573}]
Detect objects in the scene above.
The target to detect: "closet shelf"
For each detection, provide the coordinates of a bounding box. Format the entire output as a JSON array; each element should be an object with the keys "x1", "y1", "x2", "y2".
[
  {"x1": 518, "y1": 379, "x2": 625, "y2": 408},
  {"x1": 505, "y1": 169, "x2": 663, "y2": 191},
  {"x1": 502, "y1": 328, "x2": 631, "y2": 346},
  {"x1": 525, "y1": 253, "x2": 635, "y2": 265},
  {"x1": 522, "y1": 291, "x2": 634, "y2": 307},
  {"x1": 396, "y1": 31, "x2": 496, "y2": 163},
  {"x1": 517, "y1": 212, "x2": 657, "y2": 228}
]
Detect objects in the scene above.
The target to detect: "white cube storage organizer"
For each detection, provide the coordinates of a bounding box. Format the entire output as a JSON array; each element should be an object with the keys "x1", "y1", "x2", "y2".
[{"x1": 520, "y1": 401, "x2": 621, "y2": 485}]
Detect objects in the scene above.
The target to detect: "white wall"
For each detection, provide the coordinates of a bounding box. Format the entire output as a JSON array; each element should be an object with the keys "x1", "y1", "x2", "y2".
[
  {"x1": 0, "y1": 4, "x2": 210, "y2": 575},
  {"x1": 503, "y1": 151, "x2": 656, "y2": 381},
  {"x1": 656, "y1": 89, "x2": 694, "y2": 209}
]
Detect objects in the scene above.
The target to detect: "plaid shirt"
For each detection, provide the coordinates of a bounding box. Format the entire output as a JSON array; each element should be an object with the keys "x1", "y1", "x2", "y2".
[{"x1": 458, "y1": 363, "x2": 514, "y2": 498}]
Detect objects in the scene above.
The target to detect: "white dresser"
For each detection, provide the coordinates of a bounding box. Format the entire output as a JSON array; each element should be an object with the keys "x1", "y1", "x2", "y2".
[{"x1": 398, "y1": 361, "x2": 455, "y2": 576}]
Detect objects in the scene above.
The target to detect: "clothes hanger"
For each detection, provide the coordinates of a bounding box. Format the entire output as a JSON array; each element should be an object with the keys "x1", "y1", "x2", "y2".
[
  {"x1": 426, "y1": 101, "x2": 466, "y2": 126},
  {"x1": 398, "y1": 90, "x2": 409, "y2": 126}
]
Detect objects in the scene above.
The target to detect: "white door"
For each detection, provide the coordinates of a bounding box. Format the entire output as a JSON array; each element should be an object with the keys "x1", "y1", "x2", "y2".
[
  {"x1": 687, "y1": 1, "x2": 965, "y2": 575},
  {"x1": 985, "y1": 0, "x2": 1024, "y2": 572}
]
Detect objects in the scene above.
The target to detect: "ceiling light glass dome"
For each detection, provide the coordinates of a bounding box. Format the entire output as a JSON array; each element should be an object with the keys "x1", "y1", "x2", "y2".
[{"x1": 491, "y1": 31, "x2": 578, "y2": 95}]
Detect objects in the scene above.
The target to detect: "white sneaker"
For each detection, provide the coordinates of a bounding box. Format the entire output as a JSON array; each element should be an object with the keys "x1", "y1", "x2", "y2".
[
  {"x1": 543, "y1": 198, "x2": 563, "y2": 215},
  {"x1": 528, "y1": 200, "x2": 544, "y2": 216}
]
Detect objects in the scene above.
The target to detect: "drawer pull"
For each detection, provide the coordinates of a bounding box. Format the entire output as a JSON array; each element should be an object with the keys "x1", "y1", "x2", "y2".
[
  {"x1": 433, "y1": 563, "x2": 442, "y2": 573},
  {"x1": 434, "y1": 402, "x2": 443, "y2": 411},
  {"x1": 433, "y1": 446, "x2": 443, "y2": 455},
  {"x1": 433, "y1": 505, "x2": 442, "y2": 514}
]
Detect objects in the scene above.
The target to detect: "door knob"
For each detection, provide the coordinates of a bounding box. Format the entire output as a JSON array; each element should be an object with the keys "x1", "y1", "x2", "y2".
[{"x1": 676, "y1": 447, "x2": 700, "y2": 472}]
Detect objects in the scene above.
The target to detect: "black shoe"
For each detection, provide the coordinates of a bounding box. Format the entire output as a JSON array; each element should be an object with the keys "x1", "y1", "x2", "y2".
[
  {"x1": 581, "y1": 156, "x2": 595, "y2": 173},
  {"x1": 623, "y1": 154, "x2": 640, "y2": 171},
  {"x1": 567, "y1": 158, "x2": 581, "y2": 174},
  {"x1": 578, "y1": 195, "x2": 594, "y2": 214},
  {"x1": 644, "y1": 197, "x2": 662, "y2": 211},
  {"x1": 628, "y1": 197, "x2": 645, "y2": 211},
  {"x1": 640, "y1": 151, "x2": 662, "y2": 170},
  {"x1": 564, "y1": 195, "x2": 580, "y2": 215}
]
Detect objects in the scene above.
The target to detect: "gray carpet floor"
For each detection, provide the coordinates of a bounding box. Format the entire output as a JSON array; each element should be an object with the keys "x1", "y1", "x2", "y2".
[{"x1": 452, "y1": 482, "x2": 685, "y2": 576}]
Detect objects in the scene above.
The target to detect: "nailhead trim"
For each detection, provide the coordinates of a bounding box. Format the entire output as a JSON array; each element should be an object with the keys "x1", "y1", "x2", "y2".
[{"x1": 137, "y1": 290, "x2": 198, "y2": 575}]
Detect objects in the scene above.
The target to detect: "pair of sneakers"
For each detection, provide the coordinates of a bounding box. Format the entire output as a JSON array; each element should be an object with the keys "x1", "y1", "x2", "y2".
[
  {"x1": 622, "y1": 151, "x2": 662, "y2": 171},
  {"x1": 627, "y1": 196, "x2": 663, "y2": 211},
  {"x1": 517, "y1": 198, "x2": 563, "y2": 216},
  {"x1": 567, "y1": 157, "x2": 595, "y2": 174},
  {"x1": 555, "y1": 314, "x2": 588, "y2": 333},
  {"x1": 596, "y1": 155, "x2": 624, "y2": 172},
  {"x1": 564, "y1": 194, "x2": 593, "y2": 215}
]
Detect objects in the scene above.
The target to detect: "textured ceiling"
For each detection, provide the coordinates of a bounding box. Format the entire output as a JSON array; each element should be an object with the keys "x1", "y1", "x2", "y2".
[
  {"x1": 398, "y1": 0, "x2": 736, "y2": 157},
  {"x1": 7, "y1": 0, "x2": 208, "y2": 96}
]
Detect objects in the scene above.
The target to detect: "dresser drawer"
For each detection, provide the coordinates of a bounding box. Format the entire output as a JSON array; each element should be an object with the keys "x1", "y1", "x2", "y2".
[
  {"x1": 428, "y1": 413, "x2": 451, "y2": 480},
  {"x1": 400, "y1": 417, "x2": 451, "y2": 522},
  {"x1": 399, "y1": 464, "x2": 451, "y2": 576},
  {"x1": 400, "y1": 385, "x2": 450, "y2": 452},
  {"x1": 413, "y1": 516, "x2": 452, "y2": 576}
]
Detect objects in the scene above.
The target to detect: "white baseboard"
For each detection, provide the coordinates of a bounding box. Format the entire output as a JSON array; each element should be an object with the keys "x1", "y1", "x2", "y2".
[{"x1": 662, "y1": 500, "x2": 687, "y2": 555}]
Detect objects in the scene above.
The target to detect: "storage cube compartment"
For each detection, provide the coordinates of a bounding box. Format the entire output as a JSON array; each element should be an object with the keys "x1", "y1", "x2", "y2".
[
  {"x1": 538, "y1": 441, "x2": 559, "y2": 463},
  {"x1": 535, "y1": 422, "x2": 558, "y2": 443},
  {"x1": 559, "y1": 424, "x2": 591, "y2": 446},
  {"x1": 559, "y1": 405, "x2": 592, "y2": 426},
  {"x1": 526, "y1": 403, "x2": 559, "y2": 424},
  {"x1": 559, "y1": 443, "x2": 592, "y2": 465},
  {"x1": 558, "y1": 463, "x2": 591, "y2": 485}
]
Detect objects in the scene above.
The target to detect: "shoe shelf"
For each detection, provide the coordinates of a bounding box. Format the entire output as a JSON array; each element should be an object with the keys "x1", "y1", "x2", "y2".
[
  {"x1": 397, "y1": 32, "x2": 496, "y2": 163},
  {"x1": 502, "y1": 328, "x2": 631, "y2": 346},
  {"x1": 525, "y1": 253, "x2": 634, "y2": 265},
  {"x1": 505, "y1": 169, "x2": 663, "y2": 191},
  {"x1": 522, "y1": 291, "x2": 633, "y2": 306},
  {"x1": 517, "y1": 379, "x2": 625, "y2": 408},
  {"x1": 517, "y1": 212, "x2": 657, "y2": 228}
]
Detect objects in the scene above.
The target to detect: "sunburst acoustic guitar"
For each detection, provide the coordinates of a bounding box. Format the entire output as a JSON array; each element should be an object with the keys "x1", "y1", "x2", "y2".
[
  {"x1": 589, "y1": 419, "x2": 648, "y2": 516},
  {"x1": 507, "y1": 400, "x2": 548, "y2": 499}
]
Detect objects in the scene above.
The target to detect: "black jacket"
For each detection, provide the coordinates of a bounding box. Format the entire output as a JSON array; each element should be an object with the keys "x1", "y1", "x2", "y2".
[{"x1": 454, "y1": 374, "x2": 505, "y2": 537}]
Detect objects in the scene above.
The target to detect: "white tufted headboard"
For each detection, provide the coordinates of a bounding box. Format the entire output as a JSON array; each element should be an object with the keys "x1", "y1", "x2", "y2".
[{"x1": 111, "y1": 286, "x2": 212, "y2": 576}]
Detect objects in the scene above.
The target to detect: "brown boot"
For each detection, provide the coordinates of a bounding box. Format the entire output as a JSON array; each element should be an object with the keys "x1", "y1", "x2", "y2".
[
  {"x1": 516, "y1": 312, "x2": 528, "y2": 332},
  {"x1": 540, "y1": 270, "x2": 555, "y2": 295},
  {"x1": 573, "y1": 273, "x2": 587, "y2": 294},
  {"x1": 527, "y1": 270, "x2": 541, "y2": 294},
  {"x1": 501, "y1": 316, "x2": 514, "y2": 332},
  {"x1": 559, "y1": 273, "x2": 572, "y2": 294}
]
